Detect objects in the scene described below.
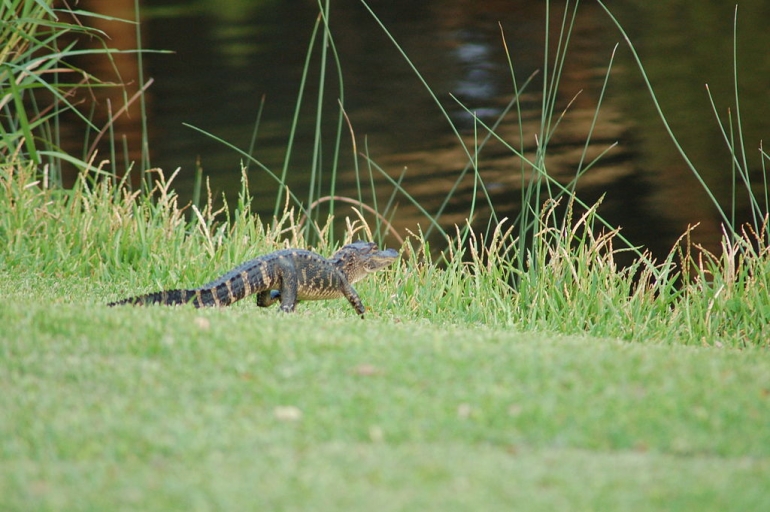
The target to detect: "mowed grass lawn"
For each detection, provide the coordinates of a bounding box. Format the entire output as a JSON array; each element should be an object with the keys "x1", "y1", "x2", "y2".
[{"x1": 0, "y1": 274, "x2": 768, "y2": 511}]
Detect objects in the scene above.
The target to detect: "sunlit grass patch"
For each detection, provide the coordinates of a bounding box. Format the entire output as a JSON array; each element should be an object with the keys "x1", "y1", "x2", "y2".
[{"x1": 1, "y1": 307, "x2": 769, "y2": 510}]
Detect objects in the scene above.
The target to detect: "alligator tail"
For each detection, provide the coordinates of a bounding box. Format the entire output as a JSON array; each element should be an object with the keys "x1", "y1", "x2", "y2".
[{"x1": 107, "y1": 289, "x2": 200, "y2": 307}]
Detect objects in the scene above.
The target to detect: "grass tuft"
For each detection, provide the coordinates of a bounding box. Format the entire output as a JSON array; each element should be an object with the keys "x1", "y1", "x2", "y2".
[{"x1": 2, "y1": 154, "x2": 769, "y2": 347}]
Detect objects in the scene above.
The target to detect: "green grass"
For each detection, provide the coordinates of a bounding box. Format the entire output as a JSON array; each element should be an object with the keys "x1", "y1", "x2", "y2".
[
  {"x1": 2, "y1": 158, "x2": 770, "y2": 347},
  {"x1": 1, "y1": 296, "x2": 769, "y2": 511},
  {"x1": 2, "y1": 1, "x2": 770, "y2": 509}
]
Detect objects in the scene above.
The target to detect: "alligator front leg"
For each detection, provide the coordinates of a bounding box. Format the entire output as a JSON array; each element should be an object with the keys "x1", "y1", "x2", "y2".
[{"x1": 341, "y1": 283, "x2": 366, "y2": 318}]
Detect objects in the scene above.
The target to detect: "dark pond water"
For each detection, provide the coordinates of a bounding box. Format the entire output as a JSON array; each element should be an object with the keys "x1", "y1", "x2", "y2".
[{"x1": 79, "y1": 0, "x2": 770, "y2": 258}]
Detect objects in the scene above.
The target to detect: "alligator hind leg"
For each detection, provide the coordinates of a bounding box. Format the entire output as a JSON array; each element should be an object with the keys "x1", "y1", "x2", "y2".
[
  {"x1": 277, "y1": 275, "x2": 298, "y2": 313},
  {"x1": 256, "y1": 290, "x2": 280, "y2": 308}
]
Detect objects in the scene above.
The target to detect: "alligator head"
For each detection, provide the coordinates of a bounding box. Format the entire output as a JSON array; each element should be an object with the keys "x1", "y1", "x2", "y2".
[{"x1": 330, "y1": 241, "x2": 399, "y2": 283}]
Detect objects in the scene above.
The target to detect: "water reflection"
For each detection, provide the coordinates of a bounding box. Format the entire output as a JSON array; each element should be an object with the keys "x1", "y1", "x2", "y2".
[
  {"x1": 71, "y1": 0, "x2": 770, "y2": 259},
  {"x1": 453, "y1": 31, "x2": 499, "y2": 101}
]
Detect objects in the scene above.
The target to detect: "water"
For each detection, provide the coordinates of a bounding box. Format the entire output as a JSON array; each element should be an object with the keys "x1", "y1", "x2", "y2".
[{"x1": 78, "y1": 0, "x2": 770, "y2": 258}]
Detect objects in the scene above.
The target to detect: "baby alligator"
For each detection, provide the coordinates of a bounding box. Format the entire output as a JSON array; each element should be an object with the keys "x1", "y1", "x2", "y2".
[{"x1": 108, "y1": 241, "x2": 399, "y2": 317}]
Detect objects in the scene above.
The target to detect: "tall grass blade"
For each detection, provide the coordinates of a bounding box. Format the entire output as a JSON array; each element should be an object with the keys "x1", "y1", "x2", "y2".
[
  {"x1": 595, "y1": 0, "x2": 732, "y2": 233},
  {"x1": 274, "y1": 14, "x2": 321, "y2": 217}
]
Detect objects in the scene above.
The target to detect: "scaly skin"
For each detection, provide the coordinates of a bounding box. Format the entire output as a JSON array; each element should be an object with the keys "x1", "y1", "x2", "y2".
[{"x1": 107, "y1": 241, "x2": 399, "y2": 317}]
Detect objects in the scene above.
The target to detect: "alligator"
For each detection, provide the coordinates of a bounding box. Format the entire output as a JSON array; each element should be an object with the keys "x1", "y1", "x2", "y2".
[{"x1": 107, "y1": 241, "x2": 399, "y2": 317}]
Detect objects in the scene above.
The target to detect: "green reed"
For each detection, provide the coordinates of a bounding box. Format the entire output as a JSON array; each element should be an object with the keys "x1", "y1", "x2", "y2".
[{"x1": 0, "y1": 1, "x2": 159, "y2": 187}]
